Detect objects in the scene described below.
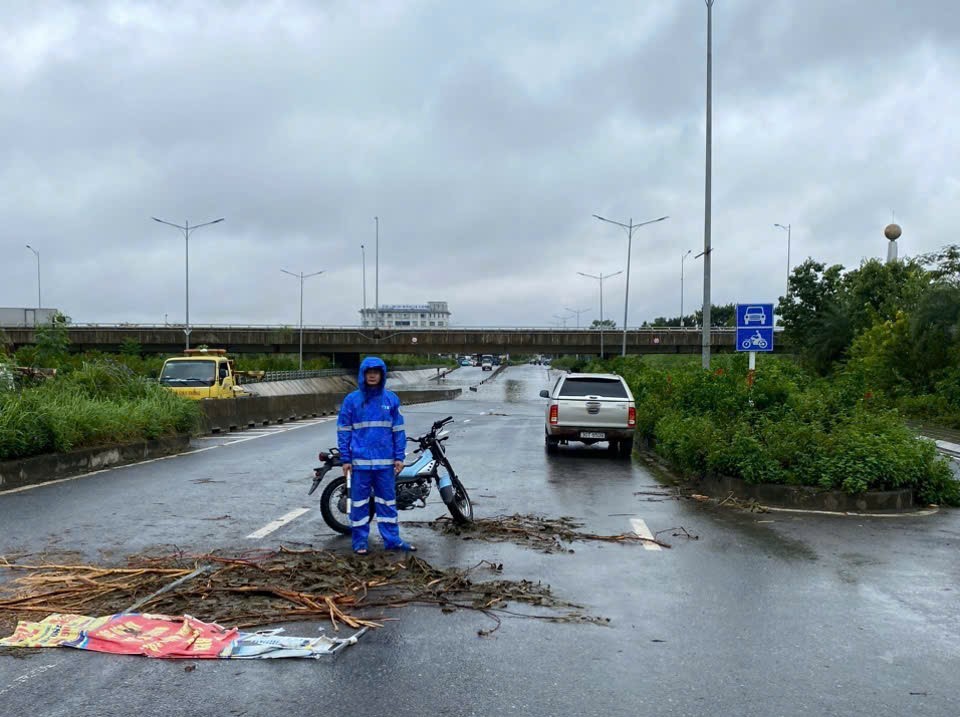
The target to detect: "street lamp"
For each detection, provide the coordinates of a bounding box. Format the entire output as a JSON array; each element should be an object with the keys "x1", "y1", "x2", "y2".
[
  {"x1": 25, "y1": 245, "x2": 40, "y2": 310},
  {"x1": 593, "y1": 213, "x2": 669, "y2": 356},
  {"x1": 374, "y1": 216, "x2": 380, "y2": 329},
  {"x1": 680, "y1": 249, "x2": 692, "y2": 326},
  {"x1": 281, "y1": 269, "x2": 324, "y2": 370},
  {"x1": 360, "y1": 244, "x2": 367, "y2": 325},
  {"x1": 578, "y1": 270, "x2": 623, "y2": 359},
  {"x1": 564, "y1": 306, "x2": 590, "y2": 329},
  {"x1": 701, "y1": 0, "x2": 716, "y2": 369},
  {"x1": 552, "y1": 312, "x2": 574, "y2": 329},
  {"x1": 152, "y1": 216, "x2": 225, "y2": 350},
  {"x1": 775, "y1": 223, "x2": 791, "y2": 294}
]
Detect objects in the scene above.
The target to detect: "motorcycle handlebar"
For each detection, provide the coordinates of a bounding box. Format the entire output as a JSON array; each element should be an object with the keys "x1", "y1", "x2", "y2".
[{"x1": 432, "y1": 416, "x2": 454, "y2": 430}]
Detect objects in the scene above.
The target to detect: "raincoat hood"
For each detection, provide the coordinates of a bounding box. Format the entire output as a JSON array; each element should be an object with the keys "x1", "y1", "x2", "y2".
[{"x1": 358, "y1": 356, "x2": 388, "y2": 395}]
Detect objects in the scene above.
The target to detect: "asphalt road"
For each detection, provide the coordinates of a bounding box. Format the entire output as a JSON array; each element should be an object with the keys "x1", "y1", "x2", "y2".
[{"x1": 1, "y1": 365, "x2": 958, "y2": 716}]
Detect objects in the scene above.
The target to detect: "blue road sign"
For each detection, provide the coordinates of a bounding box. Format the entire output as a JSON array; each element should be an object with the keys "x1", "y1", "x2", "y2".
[{"x1": 736, "y1": 303, "x2": 774, "y2": 352}]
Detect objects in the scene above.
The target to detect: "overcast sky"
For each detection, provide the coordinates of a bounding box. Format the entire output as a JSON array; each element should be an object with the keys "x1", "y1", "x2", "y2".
[{"x1": 1, "y1": 1, "x2": 957, "y2": 328}]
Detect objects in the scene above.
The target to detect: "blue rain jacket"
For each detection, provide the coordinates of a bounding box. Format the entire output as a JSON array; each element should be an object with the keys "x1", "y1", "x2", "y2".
[{"x1": 337, "y1": 357, "x2": 406, "y2": 467}]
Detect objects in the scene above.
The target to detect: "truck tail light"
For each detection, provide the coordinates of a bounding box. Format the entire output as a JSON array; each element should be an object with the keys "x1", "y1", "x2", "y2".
[
  {"x1": 628, "y1": 407, "x2": 636, "y2": 427},
  {"x1": 549, "y1": 405, "x2": 559, "y2": 425}
]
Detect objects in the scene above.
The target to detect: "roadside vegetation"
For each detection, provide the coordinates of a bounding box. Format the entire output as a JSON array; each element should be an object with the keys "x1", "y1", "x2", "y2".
[
  {"x1": 0, "y1": 360, "x2": 199, "y2": 462},
  {"x1": 553, "y1": 244, "x2": 960, "y2": 506}
]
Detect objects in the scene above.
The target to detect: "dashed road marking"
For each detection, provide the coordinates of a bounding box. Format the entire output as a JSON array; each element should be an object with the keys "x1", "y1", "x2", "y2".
[
  {"x1": 247, "y1": 508, "x2": 311, "y2": 539},
  {"x1": 630, "y1": 518, "x2": 662, "y2": 551}
]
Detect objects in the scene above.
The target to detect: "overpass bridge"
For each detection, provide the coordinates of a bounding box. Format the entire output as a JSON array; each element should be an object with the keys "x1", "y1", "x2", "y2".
[{"x1": 2, "y1": 324, "x2": 779, "y2": 362}]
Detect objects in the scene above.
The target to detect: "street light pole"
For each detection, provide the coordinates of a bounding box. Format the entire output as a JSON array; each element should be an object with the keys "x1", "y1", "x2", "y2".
[
  {"x1": 593, "y1": 214, "x2": 669, "y2": 357},
  {"x1": 564, "y1": 307, "x2": 590, "y2": 329},
  {"x1": 360, "y1": 244, "x2": 367, "y2": 325},
  {"x1": 374, "y1": 216, "x2": 379, "y2": 329},
  {"x1": 552, "y1": 312, "x2": 573, "y2": 329},
  {"x1": 775, "y1": 223, "x2": 791, "y2": 294},
  {"x1": 25, "y1": 245, "x2": 41, "y2": 310},
  {"x1": 152, "y1": 216, "x2": 225, "y2": 350},
  {"x1": 281, "y1": 269, "x2": 324, "y2": 370},
  {"x1": 702, "y1": 0, "x2": 715, "y2": 369},
  {"x1": 680, "y1": 249, "x2": 692, "y2": 326},
  {"x1": 578, "y1": 270, "x2": 623, "y2": 360}
]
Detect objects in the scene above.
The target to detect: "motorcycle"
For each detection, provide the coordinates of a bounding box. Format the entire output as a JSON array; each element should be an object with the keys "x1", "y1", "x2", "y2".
[{"x1": 308, "y1": 416, "x2": 474, "y2": 535}]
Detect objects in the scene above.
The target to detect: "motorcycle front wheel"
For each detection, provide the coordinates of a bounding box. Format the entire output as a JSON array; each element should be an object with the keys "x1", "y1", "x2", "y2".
[
  {"x1": 319, "y1": 475, "x2": 374, "y2": 536},
  {"x1": 446, "y1": 475, "x2": 474, "y2": 524}
]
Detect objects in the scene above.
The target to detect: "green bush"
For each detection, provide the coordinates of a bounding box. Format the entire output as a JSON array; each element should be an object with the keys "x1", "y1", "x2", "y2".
[
  {"x1": 0, "y1": 360, "x2": 200, "y2": 461},
  {"x1": 596, "y1": 355, "x2": 959, "y2": 506}
]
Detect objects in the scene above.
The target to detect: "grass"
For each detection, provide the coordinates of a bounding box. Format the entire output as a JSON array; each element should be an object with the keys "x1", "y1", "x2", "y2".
[{"x1": 0, "y1": 361, "x2": 200, "y2": 461}]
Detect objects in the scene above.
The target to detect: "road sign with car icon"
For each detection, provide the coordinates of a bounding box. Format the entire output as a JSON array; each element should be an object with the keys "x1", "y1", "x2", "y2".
[{"x1": 736, "y1": 303, "x2": 774, "y2": 352}]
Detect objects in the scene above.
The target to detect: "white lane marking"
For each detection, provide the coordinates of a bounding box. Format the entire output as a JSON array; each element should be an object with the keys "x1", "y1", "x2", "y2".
[
  {"x1": 630, "y1": 518, "x2": 662, "y2": 551},
  {"x1": 247, "y1": 508, "x2": 311, "y2": 539},
  {"x1": 463, "y1": 419, "x2": 472, "y2": 423}
]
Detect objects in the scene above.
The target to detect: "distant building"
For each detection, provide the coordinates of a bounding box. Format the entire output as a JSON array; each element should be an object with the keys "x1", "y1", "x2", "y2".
[{"x1": 360, "y1": 301, "x2": 450, "y2": 328}]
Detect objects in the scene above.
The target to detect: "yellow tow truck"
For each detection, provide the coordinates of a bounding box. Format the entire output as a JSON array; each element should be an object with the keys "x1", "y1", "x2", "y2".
[{"x1": 158, "y1": 349, "x2": 261, "y2": 400}]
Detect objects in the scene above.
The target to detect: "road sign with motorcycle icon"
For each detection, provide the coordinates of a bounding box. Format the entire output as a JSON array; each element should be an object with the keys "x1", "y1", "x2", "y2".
[{"x1": 735, "y1": 303, "x2": 774, "y2": 353}]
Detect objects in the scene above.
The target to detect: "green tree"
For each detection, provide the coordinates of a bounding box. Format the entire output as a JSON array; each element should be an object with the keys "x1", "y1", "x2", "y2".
[
  {"x1": 34, "y1": 312, "x2": 71, "y2": 368},
  {"x1": 591, "y1": 319, "x2": 616, "y2": 329},
  {"x1": 777, "y1": 259, "x2": 845, "y2": 345},
  {"x1": 119, "y1": 338, "x2": 142, "y2": 357},
  {"x1": 919, "y1": 244, "x2": 960, "y2": 284}
]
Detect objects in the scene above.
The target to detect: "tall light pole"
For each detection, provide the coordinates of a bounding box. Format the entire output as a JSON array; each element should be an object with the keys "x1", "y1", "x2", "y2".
[
  {"x1": 281, "y1": 269, "x2": 324, "y2": 370},
  {"x1": 680, "y1": 249, "x2": 692, "y2": 326},
  {"x1": 774, "y1": 223, "x2": 791, "y2": 294},
  {"x1": 564, "y1": 306, "x2": 590, "y2": 329},
  {"x1": 374, "y1": 216, "x2": 379, "y2": 329},
  {"x1": 152, "y1": 216, "x2": 225, "y2": 350},
  {"x1": 593, "y1": 214, "x2": 669, "y2": 356},
  {"x1": 25, "y1": 245, "x2": 41, "y2": 310},
  {"x1": 552, "y1": 312, "x2": 573, "y2": 329},
  {"x1": 360, "y1": 244, "x2": 367, "y2": 325},
  {"x1": 578, "y1": 270, "x2": 622, "y2": 359},
  {"x1": 701, "y1": 0, "x2": 715, "y2": 369}
]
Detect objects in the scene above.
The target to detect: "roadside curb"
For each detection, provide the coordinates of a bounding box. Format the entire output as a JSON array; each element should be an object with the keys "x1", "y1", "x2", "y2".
[
  {"x1": 470, "y1": 363, "x2": 508, "y2": 391},
  {"x1": 0, "y1": 434, "x2": 191, "y2": 493}
]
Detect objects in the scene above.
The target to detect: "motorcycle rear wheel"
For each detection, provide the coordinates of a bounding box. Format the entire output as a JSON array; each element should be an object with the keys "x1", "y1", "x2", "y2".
[
  {"x1": 319, "y1": 475, "x2": 374, "y2": 536},
  {"x1": 446, "y1": 475, "x2": 474, "y2": 524}
]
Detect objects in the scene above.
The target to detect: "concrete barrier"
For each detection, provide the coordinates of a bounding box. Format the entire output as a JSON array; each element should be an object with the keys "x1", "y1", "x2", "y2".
[
  {"x1": 0, "y1": 435, "x2": 191, "y2": 492},
  {"x1": 199, "y1": 388, "x2": 462, "y2": 433}
]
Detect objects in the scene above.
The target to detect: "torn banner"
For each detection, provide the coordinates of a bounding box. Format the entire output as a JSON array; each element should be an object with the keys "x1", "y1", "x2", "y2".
[{"x1": 0, "y1": 613, "x2": 363, "y2": 659}]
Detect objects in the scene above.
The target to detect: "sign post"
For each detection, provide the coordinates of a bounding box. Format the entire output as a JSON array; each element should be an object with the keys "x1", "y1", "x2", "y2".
[{"x1": 735, "y1": 303, "x2": 774, "y2": 383}]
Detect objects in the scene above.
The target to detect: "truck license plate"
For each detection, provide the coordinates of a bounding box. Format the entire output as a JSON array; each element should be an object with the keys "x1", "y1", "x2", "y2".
[{"x1": 580, "y1": 431, "x2": 606, "y2": 439}]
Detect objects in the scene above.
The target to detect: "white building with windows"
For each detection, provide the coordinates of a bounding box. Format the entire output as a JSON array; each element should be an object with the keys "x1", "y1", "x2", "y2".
[{"x1": 360, "y1": 301, "x2": 450, "y2": 328}]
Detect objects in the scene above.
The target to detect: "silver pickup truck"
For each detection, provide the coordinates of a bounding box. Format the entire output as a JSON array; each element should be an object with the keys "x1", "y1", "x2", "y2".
[{"x1": 540, "y1": 373, "x2": 636, "y2": 457}]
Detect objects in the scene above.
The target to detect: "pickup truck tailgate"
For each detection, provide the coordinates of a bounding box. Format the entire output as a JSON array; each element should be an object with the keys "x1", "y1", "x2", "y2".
[
  {"x1": 554, "y1": 376, "x2": 633, "y2": 428},
  {"x1": 556, "y1": 397, "x2": 631, "y2": 428}
]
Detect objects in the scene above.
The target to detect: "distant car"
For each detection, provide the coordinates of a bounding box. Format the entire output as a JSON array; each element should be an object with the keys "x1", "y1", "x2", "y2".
[
  {"x1": 743, "y1": 306, "x2": 767, "y2": 325},
  {"x1": 540, "y1": 373, "x2": 636, "y2": 457},
  {"x1": 481, "y1": 356, "x2": 494, "y2": 371},
  {"x1": 459, "y1": 358, "x2": 472, "y2": 367}
]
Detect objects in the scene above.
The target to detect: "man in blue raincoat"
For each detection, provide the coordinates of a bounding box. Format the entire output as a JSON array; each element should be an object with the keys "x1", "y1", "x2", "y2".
[{"x1": 337, "y1": 356, "x2": 415, "y2": 554}]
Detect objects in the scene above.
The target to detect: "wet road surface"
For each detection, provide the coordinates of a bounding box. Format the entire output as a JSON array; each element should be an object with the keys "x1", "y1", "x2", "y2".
[{"x1": 1, "y1": 365, "x2": 958, "y2": 716}]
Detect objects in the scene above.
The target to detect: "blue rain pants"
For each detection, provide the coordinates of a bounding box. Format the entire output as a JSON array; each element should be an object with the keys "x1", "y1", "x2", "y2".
[{"x1": 350, "y1": 468, "x2": 402, "y2": 551}]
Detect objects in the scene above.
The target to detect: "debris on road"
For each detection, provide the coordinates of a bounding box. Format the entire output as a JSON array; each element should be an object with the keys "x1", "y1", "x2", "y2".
[
  {"x1": 410, "y1": 514, "x2": 673, "y2": 550},
  {"x1": 0, "y1": 548, "x2": 605, "y2": 640},
  {"x1": 0, "y1": 612, "x2": 364, "y2": 659}
]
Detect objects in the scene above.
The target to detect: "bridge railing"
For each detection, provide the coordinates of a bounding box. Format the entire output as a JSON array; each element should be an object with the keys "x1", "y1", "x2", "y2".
[{"x1": 3, "y1": 323, "x2": 782, "y2": 332}]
